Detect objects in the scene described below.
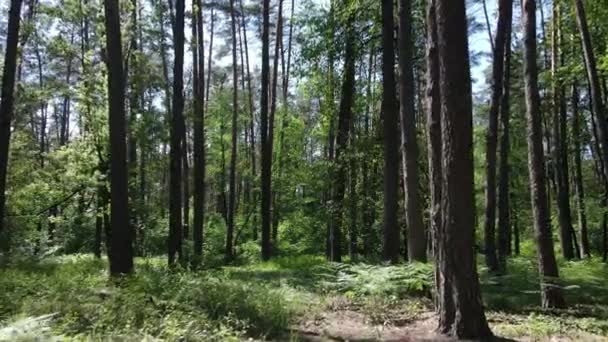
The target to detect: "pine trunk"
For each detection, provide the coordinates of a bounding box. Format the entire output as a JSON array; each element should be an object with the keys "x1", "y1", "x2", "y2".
[
  {"x1": 483, "y1": 0, "x2": 512, "y2": 272},
  {"x1": 260, "y1": 0, "x2": 272, "y2": 260},
  {"x1": 399, "y1": 0, "x2": 426, "y2": 262},
  {"x1": 104, "y1": 0, "x2": 133, "y2": 275},
  {"x1": 497, "y1": 0, "x2": 513, "y2": 268},
  {"x1": 381, "y1": 0, "x2": 400, "y2": 263},
  {"x1": 435, "y1": 0, "x2": 493, "y2": 337},
  {"x1": 0, "y1": 0, "x2": 23, "y2": 238},
  {"x1": 522, "y1": 0, "x2": 566, "y2": 309},
  {"x1": 168, "y1": 0, "x2": 185, "y2": 266}
]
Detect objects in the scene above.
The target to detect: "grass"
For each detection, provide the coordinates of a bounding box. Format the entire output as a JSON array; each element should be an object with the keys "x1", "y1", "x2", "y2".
[
  {"x1": 480, "y1": 256, "x2": 608, "y2": 338},
  {"x1": 0, "y1": 253, "x2": 607, "y2": 340}
]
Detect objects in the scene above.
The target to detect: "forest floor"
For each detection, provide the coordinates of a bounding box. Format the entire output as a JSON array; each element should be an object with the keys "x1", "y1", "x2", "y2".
[{"x1": 0, "y1": 252, "x2": 607, "y2": 341}]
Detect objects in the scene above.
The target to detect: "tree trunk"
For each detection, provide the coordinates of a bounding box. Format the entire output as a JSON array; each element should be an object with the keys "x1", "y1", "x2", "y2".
[
  {"x1": 0, "y1": 0, "x2": 23, "y2": 238},
  {"x1": 481, "y1": 0, "x2": 494, "y2": 53},
  {"x1": 239, "y1": 0, "x2": 257, "y2": 233},
  {"x1": 168, "y1": 0, "x2": 185, "y2": 266},
  {"x1": 381, "y1": 0, "x2": 400, "y2": 264},
  {"x1": 497, "y1": 4, "x2": 513, "y2": 268},
  {"x1": 521, "y1": 0, "x2": 565, "y2": 309},
  {"x1": 192, "y1": 0, "x2": 205, "y2": 262},
  {"x1": 95, "y1": 192, "x2": 103, "y2": 258},
  {"x1": 269, "y1": 0, "x2": 283, "y2": 244},
  {"x1": 362, "y1": 45, "x2": 376, "y2": 257},
  {"x1": 104, "y1": 0, "x2": 133, "y2": 275},
  {"x1": 571, "y1": 83, "x2": 589, "y2": 257},
  {"x1": 574, "y1": 0, "x2": 608, "y2": 261},
  {"x1": 182, "y1": 126, "x2": 190, "y2": 241},
  {"x1": 551, "y1": 4, "x2": 575, "y2": 260},
  {"x1": 331, "y1": 6, "x2": 356, "y2": 263},
  {"x1": 128, "y1": 0, "x2": 140, "y2": 253},
  {"x1": 483, "y1": 0, "x2": 512, "y2": 273},
  {"x1": 260, "y1": 0, "x2": 272, "y2": 260},
  {"x1": 226, "y1": 0, "x2": 239, "y2": 261},
  {"x1": 426, "y1": 0, "x2": 444, "y2": 313},
  {"x1": 434, "y1": 0, "x2": 493, "y2": 338},
  {"x1": 205, "y1": 6, "x2": 215, "y2": 112},
  {"x1": 575, "y1": 0, "x2": 608, "y2": 182},
  {"x1": 399, "y1": 0, "x2": 426, "y2": 262}
]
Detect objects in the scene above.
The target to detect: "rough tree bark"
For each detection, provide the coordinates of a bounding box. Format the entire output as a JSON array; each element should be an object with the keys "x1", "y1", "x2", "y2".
[
  {"x1": 0, "y1": 0, "x2": 23, "y2": 238},
  {"x1": 399, "y1": 0, "x2": 426, "y2": 262},
  {"x1": 168, "y1": 0, "x2": 185, "y2": 266},
  {"x1": 434, "y1": 0, "x2": 493, "y2": 337},
  {"x1": 381, "y1": 0, "x2": 400, "y2": 264},
  {"x1": 260, "y1": 0, "x2": 272, "y2": 260},
  {"x1": 425, "y1": 0, "x2": 445, "y2": 313},
  {"x1": 497, "y1": 0, "x2": 513, "y2": 269},
  {"x1": 103, "y1": 0, "x2": 133, "y2": 275},
  {"x1": 522, "y1": 0, "x2": 566, "y2": 309}
]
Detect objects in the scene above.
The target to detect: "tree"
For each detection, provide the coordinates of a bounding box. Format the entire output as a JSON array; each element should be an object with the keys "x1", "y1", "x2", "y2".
[
  {"x1": 574, "y1": 1, "x2": 608, "y2": 259},
  {"x1": 169, "y1": 0, "x2": 185, "y2": 266},
  {"x1": 425, "y1": 0, "x2": 442, "y2": 306},
  {"x1": 226, "y1": 0, "x2": 239, "y2": 261},
  {"x1": 103, "y1": 0, "x2": 133, "y2": 275},
  {"x1": 381, "y1": 0, "x2": 400, "y2": 264},
  {"x1": 551, "y1": 3, "x2": 575, "y2": 260},
  {"x1": 483, "y1": 0, "x2": 512, "y2": 272},
  {"x1": 260, "y1": 0, "x2": 272, "y2": 260},
  {"x1": 398, "y1": 0, "x2": 425, "y2": 262},
  {"x1": 269, "y1": 0, "x2": 283, "y2": 243},
  {"x1": 0, "y1": 0, "x2": 24, "y2": 239},
  {"x1": 571, "y1": 83, "x2": 590, "y2": 257},
  {"x1": 192, "y1": 0, "x2": 205, "y2": 261},
  {"x1": 330, "y1": 2, "x2": 356, "y2": 262},
  {"x1": 497, "y1": 0, "x2": 513, "y2": 268},
  {"x1": 434, "y1": 0, "x2": 493, "y2": 337},
  {"x1": 128, "y1": 0, "x2": 140, "y2": 251},
  {"x1": 521, "y1": 0, "x2": 565, "y2": 309}
]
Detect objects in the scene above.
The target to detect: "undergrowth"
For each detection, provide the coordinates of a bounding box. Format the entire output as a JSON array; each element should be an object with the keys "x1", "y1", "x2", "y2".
[{"x1": 0, "y1": 253, "x2": 607, "y2": 340}]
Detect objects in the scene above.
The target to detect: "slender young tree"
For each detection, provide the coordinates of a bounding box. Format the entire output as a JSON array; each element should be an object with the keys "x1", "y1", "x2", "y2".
[
  {"x1": 434, "y1": 0, "x2": 493, "y2": 337},
  {"x1": 168, "y1": 0, "x2": 185, "y2": 266},
  {"x1": 574, "y1": 1, "x2": 608, "y2": 254},
  {"x1": 269, "y1": 0, "x2": 283, "y2": 243},
  {"x1": 381, "y1": 0, "x2": 400, "y2": 263},
  {"x1": 192, "y1": 0, "x2": 205, "y2": 261},
  {"x1": 0, "y1": 0, "x2": 24, "y2": 238},
  {"x1": 260, "y1": 0, "x2": 272, "y2": 260},
  {"x1": 226, "y1": 0, "x2": 239, "y2": 261},
  {"x1": 571, "y1": 83, "x2": 590, "y2": 257},
  {"x1": 497, "y1": 0, "x2": 514, "y2": 268},
  {"x1": 331, "y1": 3, "x2": 356, "y2": 262},
  {"x1": 483, "y1": 0, "x2": 512, "y2": 272},
  {"x1": 205, "y1": 6, "x2": 215, "y2": 111},
  {"x1": 521, "y1": 0, "x2": 566, "y2": 309},
  {"x1": 128, "y1": 0, "x2": 140, "y2": 248},
  {"x1": 104, "y1": 0, "x2": 133, "y2": 275},
  {"x1": 398, "y1": 0, "x2": 426, "y2": 262},
  {"x1": 550, "y1": 3, "x2": 575, "y2": 260}
]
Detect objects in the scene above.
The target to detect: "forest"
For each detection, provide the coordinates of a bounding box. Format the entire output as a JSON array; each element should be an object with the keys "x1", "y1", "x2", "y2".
[{"x1": 0, "y1": 0, "x2": 608, "y2": 340}]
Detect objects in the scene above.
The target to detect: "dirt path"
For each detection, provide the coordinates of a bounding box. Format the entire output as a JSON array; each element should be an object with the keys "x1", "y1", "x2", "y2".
[
  {"x1": 293, "y1": 309, "x2": 456, "y2": 342},
  {"x1": 292, "y1": 308, "x2": 607, "y2": 342}
]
